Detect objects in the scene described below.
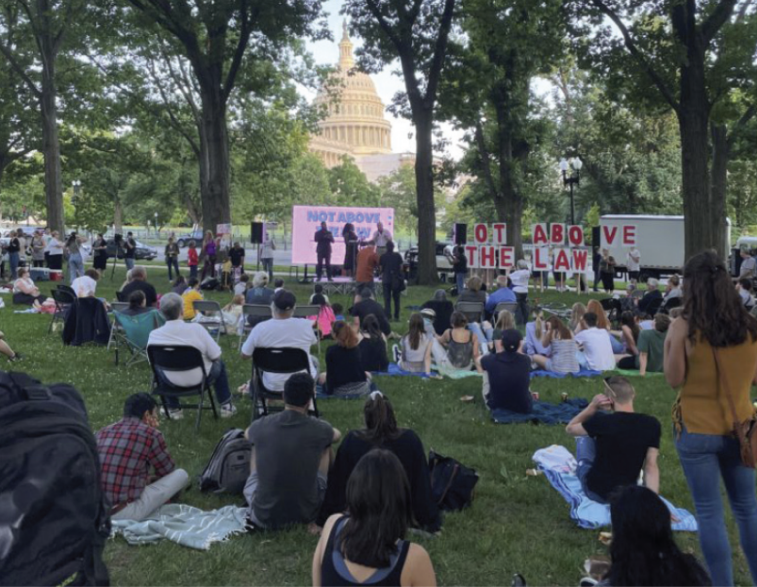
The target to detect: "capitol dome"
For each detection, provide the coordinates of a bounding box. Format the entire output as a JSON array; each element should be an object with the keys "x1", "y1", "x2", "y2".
[{"x1": 309, "y1": 23, "x2": 392, "y2": 167}]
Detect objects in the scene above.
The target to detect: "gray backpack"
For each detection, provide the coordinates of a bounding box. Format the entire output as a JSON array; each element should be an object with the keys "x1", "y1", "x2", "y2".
[{"x1": 199, "y1": 428, "x2": 251, "y2": 494}]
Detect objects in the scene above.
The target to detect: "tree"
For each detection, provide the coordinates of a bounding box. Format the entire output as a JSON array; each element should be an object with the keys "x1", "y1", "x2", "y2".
[
  {"x1": 573, "y1": 0, "x2": 757, "y2": 259},
  {"x1": 344, "y1": 0, "x2": 458, "y2": 284},
  {"x1": 327, "y1": 157, "x2": 380, "y2": 207},
  {"x1": 440, "y1": 0, "x2": 565, "y2": 258},
  {"x1": 122, "y1": 0, "x2": 328, "y2": 235},
  {"x1": 0, "y1": 0, "x2": 89, "y2": 233}
]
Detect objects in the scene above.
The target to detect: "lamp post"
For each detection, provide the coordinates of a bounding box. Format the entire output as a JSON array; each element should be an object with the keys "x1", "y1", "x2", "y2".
[
  {"x1": 72, "y1": 179, "x2": 81, "y2": 205},
  {"x1": 154, "y1": 211, "x2": 158, "y2": 235},
  {"x1": 559, "y1": 157, "x2": 582, "y2": 225}
]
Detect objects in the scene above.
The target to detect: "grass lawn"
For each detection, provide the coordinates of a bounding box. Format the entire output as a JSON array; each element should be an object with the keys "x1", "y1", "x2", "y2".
[{"x1": 3, "y1": 262, "x2": 753, "y2": 586}]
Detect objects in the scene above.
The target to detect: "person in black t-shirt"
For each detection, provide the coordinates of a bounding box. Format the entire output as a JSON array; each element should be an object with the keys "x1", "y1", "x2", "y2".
[
  {"x1": 379, "y1": 241, "x2": 404, "y2": 321},
  {"x1": 229, "y1": 242, "x2": 245, "y2": 271},
  {"x1": 120, "y1": 265, "x2": 158, "y2": 307},
  {"x1": 447, "y1": 244, "x2": 467, "y2": 295},
  {"x1": 480, "y1": 329, "x2": 532, "y2": 413},
  {"x1": 565, "y1": 376, "x2": 660, "y2": 503},
  {"x1": 318, "y1": 321, "x2": 372, "y2": 396},
  {"x1": 349, "y1": 288, "x2": 391, "y2": 336}
]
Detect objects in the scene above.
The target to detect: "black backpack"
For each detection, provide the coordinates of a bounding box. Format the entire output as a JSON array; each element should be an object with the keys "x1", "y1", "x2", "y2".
[
  {"x1": 198, "y1": 428, "x2": 251, "y2": 495},
  {"x1": 428, "y1": 450, "x2": 479, "y2": 512},
  {"x1": 0, "y1": 371, "x2": 110, "y2": 586}
]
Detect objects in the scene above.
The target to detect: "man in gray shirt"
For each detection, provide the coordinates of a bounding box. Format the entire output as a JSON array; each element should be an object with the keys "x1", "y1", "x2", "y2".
[
  {"x1": 738, "y1": 246, "x2": 756, "y2": 280},
  {"x1": 243, "y1": 372, "x2": 340, "y2": 530}
]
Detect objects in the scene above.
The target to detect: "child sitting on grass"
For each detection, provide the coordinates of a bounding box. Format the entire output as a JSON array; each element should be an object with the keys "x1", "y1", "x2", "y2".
[{"x1": 182, "y1": 278, "x2": 203, "y2": 320}]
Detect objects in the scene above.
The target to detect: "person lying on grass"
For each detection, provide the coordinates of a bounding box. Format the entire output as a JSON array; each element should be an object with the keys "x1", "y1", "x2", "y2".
[{"x1": 565, "y1": 376, "x2": 660, "y2": 504}]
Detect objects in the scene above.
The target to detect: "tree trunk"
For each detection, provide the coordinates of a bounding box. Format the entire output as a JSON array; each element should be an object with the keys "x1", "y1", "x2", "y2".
[
  {"x1": 198, "y1": 86, "x2": 231, "y2": 235},
  {"x1": 710, "y1": 122, "x2": 729, "y2": 256},
  {"x1": 414, "y1": 111, "x2": 438, "y2": 285},
  {"x1": 114, "y1": 199, "x2": 123, "y2": 233},
  {"x1": 40, "y1": 55, "x2": 63, "y2": 235}
]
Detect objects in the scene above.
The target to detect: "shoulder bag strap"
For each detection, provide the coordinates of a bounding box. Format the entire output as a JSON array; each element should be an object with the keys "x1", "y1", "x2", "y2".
[{"x1": 711, "y1": 346, "x2": 747, "y2": 442}]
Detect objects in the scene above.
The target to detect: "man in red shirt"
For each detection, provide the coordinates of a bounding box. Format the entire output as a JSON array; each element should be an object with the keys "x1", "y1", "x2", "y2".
[
  {"x1": 96, "y1": 393, "x2": 188, "y2": 520},
  {"x1": 355, "y1": 243, "x2": 380, "y2": 292}
]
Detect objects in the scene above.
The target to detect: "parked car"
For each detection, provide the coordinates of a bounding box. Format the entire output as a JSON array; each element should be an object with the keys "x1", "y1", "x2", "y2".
[
  {"x1": 176, "y1": 231, "x2": 204, "y2": 248},
  {"x1": 404, "y1": 242, "x2": 454, "y2": 282},
  {"x1": 105, "y1": 238, "x2": 158, "y2": 260}
]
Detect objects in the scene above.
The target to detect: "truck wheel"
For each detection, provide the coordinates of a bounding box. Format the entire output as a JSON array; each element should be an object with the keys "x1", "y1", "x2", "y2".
[{"x1": 177, "y1": 239, "x2": 185, "y2": 248}]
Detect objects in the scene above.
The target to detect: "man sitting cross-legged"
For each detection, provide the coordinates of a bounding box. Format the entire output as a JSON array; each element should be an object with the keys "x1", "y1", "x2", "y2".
[
  {"x1": 147, "y1": 292, "x2": 237, "y2": 420},
  {"x1": 96, "y1": 393, "x2": 189, "y2": 521},
  {"x1": 565, "y1": 376, "x2": 661, "y2": 504},
  {"x1": 241, "y1": 289, "x2": 319, "y2": 391},
  {"x1": 244, "y1": 372, "x2": 341, "y2": 530}
]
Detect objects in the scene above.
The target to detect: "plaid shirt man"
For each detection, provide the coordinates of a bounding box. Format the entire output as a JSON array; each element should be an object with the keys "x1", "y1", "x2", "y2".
[{"x1": 96, "y1": 417, "x2": 175, "y2": 507}]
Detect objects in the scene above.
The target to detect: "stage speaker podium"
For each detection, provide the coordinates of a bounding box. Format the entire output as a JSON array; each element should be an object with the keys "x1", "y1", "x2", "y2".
[
  {"x1": 251, "y1": 222, "x2": 264, "y2": 244},
  {"x1": 454, "y1": 223, "x2": 467, "y2": 246}
]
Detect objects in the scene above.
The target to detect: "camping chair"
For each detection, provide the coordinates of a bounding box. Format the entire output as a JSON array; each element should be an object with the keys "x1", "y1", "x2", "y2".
[
  {"x1": 114, "y1": 309, "x2": 166, "y2": 366},
  {"x1": 192, "y1": 300, "x2": 227, "y2": 341},
  {"x1": 106, "y1": 302, "x2": 129, "y2": 350},
  {"x1": 455, "y1": 301, "x2": 485, "y2": 324},
  {"x1": 250, "y1": 347, "x2": 318, "y2": 421},
  {"x1": 48, "y1": 289, "x2": 76, "y2": 335},
  {"x1": 645, "y1": 296, "x2": 664, "y2": 318},
  {"x1": 292, "y1": 304, "x2": 322, "y2": 353},
  {"x1": 238, "y1": 304, "x2": 272, "y2": 350},
  {"x1": 148, "y1": 345, "x2": 218, "y2": 432}
]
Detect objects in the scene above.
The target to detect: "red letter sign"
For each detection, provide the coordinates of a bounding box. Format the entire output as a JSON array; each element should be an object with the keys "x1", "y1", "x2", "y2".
[
  {"x1": 465, "y1": 245, "x2": 479, "y2": 269},
  {"x1": 601, "y1": 225, "x2": 618, "y2": 248},
  {"x1": 474, "y1": 223, "x2": 489, "y2": 244},
  {"x1": 568, "y1": 225, "x2": 584, "y2": 246},
  {"x1": 532, "y1": 223, "x2": 549, "y2": 245},
  {"x1": 550, "y1": 223, "x2": 565, "y2": 245},
  {"x1": 533, "y1": 247, "x2": 550, "y2": 270},
  {"x1": 622, "y1": 225, "x2": 637, "y2": 246},
  {"x1": 553, "y1": 248, "x2": 571, "y2": 272},
  {"x1": 498, "y1": 246, "x2": 514, "y2": 269},
  {"x1": 571, "y1": 249, "x2": 589, "y2": 273},
  {"x1": 480, "y1": 245, "x2": 496, "y2": 269},
  {"x1": 492, "y1": 223, "x2": 507, "y2": 244}
]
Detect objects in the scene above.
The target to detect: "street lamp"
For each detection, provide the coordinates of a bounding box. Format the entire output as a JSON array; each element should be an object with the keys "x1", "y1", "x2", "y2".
[
  {"x1": 72, "y1": 180, "x2": 82, "y2": 205},
  {"x1": 154, "y1": 211, "x2": 158, "y2": 234},
  {"x1": 559, "y1": 157, "x2": 582, "y2": 226}
]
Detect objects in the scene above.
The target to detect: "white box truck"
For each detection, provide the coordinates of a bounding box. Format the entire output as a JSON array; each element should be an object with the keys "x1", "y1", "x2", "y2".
[{"x1": 599, "y1": 214, "x2": 731, "y2": 279}]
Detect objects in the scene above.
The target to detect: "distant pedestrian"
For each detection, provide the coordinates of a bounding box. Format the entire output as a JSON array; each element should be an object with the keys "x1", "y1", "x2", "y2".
[
  {"x1": 164, "y1": 236, "x2": 180, "y2": 281},
  {"x1": 187, "y1": 240, "x2": 199, "y2": 280}
]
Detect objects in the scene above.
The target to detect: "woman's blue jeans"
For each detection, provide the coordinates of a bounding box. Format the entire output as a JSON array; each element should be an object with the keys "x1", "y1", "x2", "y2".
[
  {"x1": 8, "y1": 252, "x2": 19, "y2": 279},
  {"x1": 68, "y1": 253, "x2": 84, "y2": 283},
  {"x1": 675, "y1": 425, "x2": 757, "y2": 586},
  {"x1": 455, "y1": 271, "x2": 466, "y2": 294}
]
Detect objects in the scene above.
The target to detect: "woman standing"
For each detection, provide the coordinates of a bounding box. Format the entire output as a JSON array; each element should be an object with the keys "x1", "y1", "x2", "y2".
[
  {"x1": 31, "y1": 231, "x2": 46, "y2": 268},
  {"x1": 164, "y1": 236, "x2": 180, "y2": 281},
  {"x1": 664, "y1": 250, "x2": 757, "y2": 586},
  {"x1": 599, "y1": 249, "x2": 616, "y2": 293},
  {"x1": 200, "y1": 231, "x2": 216, "y2": 280},
  {"x1": 6, "y1": 230, "x2": 20, "y2": 280},
  {"x1": 65, "y1": 232, "x2": 85, "y2": 284},
  {"x1": 342, "y1": 223, "x2": 358, "y2": 277},
  {"x1": 92, "y1": 233, "x2": 108, "y2": 274},
  {"x1": 46, "y1": 230, "x2": 64, "y2": 271}
]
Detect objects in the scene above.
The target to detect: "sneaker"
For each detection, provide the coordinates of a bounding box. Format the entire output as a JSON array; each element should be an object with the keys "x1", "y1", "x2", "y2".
[
  {"x1": 166, "y1": 408, "x2": 184, "y2": 420},
  {"x1": 8, "y1": 352, "x2": 23, "y2": 362},
  {"x1": 220, "y1": 402, "x2": 237, "y2": 418},
  {"x1": 392, "y1": 344, "x2": 401, "y2": 364}
]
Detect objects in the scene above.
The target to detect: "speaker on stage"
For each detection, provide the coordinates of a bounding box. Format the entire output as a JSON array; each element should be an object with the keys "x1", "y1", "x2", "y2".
[
  {"x1": 251, "y1": 222, "x2": 264, "y2": 244},
  {"x1": 454, "y1": 223, "x2": 467, "y2": 246}
]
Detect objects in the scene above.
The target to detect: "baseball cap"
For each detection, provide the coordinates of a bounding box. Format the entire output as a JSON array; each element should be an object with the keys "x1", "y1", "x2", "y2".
[
  {"x1": 273, "y1": 289, "x2": 296, "y2": 312},
  {"x1": 501, "y1": 329, "x2": 522, "y2": 353}
]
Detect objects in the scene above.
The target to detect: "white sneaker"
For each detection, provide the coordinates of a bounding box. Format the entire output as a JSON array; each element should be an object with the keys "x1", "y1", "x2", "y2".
[
  {"x1": 392, "y1": 344, "x2": 401, "y2": 363},
  {"x1": 166, "y1": 408, "x2": 184, "y2": 420},
  {"x1": 220, "y1": 403, "x2": 237, "y2": 418}
]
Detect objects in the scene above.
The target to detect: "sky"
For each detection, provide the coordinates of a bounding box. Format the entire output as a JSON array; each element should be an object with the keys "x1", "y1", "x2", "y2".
[{"x1": 301, "y1": 0, "x2": 466, "y2": 159}]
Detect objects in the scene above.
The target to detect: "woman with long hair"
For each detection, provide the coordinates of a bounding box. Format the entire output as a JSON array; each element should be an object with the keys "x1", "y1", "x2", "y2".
[
  {"x1": 603, "y1": 486, "x2": 710, "y2": 586},
  {"x1": 92, "y1": 233, "x2": 108, "y2": 274},
  {"x1": 396, "y1": 313, "x2": 433, "y2": 374},
  {"x1": 665, "y1": 250, "x2": 757, "y2": 585},
  {"x1": 65, "y1": 232, "x2": 85, "y2": 284},
  {"x1": 358, "y1": 314, "x2": 389, "y2": 372},
  {"x1": 570, "y1": 302, "x2": 587, "y2": 333},
  {"x1": 586, "y1": 298, "x2": 624, "y2": 354},
  {"x1": 615, "y1": 310, "x2": 640, "y2": 361},
  {"x1": 311, "y1": 293, "x2": 336, "y2": 339},
  {"x1": 524, "y1": 306, "x2": 549, "y2": 356},
  {"x1": 491, "y1": 309, "x2": 515, "y2": 353},
  {"x1": 200, "y1": 230, "x2": 217, "y2": 280},
  {"x1": 533, "y1": 316, "x2": 579, "y2": 374},
  {"x1": 319, "y1": 321, "x2": 373, "y2": 397},
  {"x1": 599, "y1": 249, "x2": 616, "y2": 293},
  {"x1": 313, "y1": 449, "x2": 437, "y2": 587},
  {"x1": 437, "y1": 311, "x2": 481, "y2": 372},
  {"x1": 316, "y1": 393, "x2": 440, "y2": 533},
  {"x1": 343, "y1": 223, "x2": 358, "y2": 277}
]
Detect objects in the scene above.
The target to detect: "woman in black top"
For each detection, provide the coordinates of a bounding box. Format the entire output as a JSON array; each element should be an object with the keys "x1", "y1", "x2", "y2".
[
  {"x1": 313, "y1": 450, "x2": 437, "y2": 587},
  {"x1": 342, "y1": 223, "x2": 358, "y2": 277},
  {"x1": 358, "y1": 314, "x2": 389, "y2": 372},
  {"x1": 6, "y1": 230, "x2": 21, "y2": 282},
  {"x1": 92, "y1": 234, "x2": 108, "y2": 272},
  {"x1": 316, "y1": 392, "x2": 441, "y2": 532},
  {"x1": 321, "y1": 321, "x2": 372, "y2": 396}
]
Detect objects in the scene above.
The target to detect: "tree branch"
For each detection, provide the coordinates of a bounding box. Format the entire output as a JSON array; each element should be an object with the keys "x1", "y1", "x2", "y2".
[
  {"x1": 727, "y1": 103, "x2": 756, "y2": 148},
  {"x1": 425, "y1": 0, "x2": 456, "y2": 104},
  {"x1": 222, "y1": 0, "x2": 256, "y2": 101},
  {"x1": 0, "y1": 41, "x2": 41, "y2": 96},
  {"x1": 590, "y1": 0, "x2": 680, "y2": 114},
  {"x1": 701, "y1": 0, "x2": 739, "y2": 43}
]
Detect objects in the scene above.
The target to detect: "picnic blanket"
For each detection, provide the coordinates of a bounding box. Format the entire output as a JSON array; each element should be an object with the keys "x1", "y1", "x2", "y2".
[
  {"x1": 385, "y1": 363, "x2": 430, "y2": 378},
  {"x1": 532, "y1": 445, "x2": 698, "y2": 532},
  {"x1": 111, "y1": 504, "x2": 248, "y2": 550},
  {"x1": 491, "y1": 398, "x2": 588, "y2": 425},
  {"x1": 529, "y1": 369, "x2": 603, "y2": 379}
]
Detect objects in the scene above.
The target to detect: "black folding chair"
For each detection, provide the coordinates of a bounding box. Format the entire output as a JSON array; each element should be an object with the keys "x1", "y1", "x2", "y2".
[
  {"x1": 250, "y1": 347, "x2": 318, "y2": 421},
  {"x1": 455, "y1": 301, "x2": 485, "y2": 324},
  {"x1": 56, "y1": 284, "x2": 76, "y2": 298},
  {"x1": 192, "y1": 300, "x2": 227, "y2": 341},
  {"x1": 116, "y1": 290, "x2": 127, "y2": 302},
  {"x1": 493, "y1": 301, "x2": 519, "y2": 321},
  {"x1": 48, "y1": 289, "x2": 76, "y2": 334},
  {"x1": 645, "y1": 296, "x2": 664, "y2": 317},
  {"x1": 238, "y1": 304, "x2": 272, "y2": 350},
  {"x1": 148, "y1": 345, "x2": 218, "y2": 432}
]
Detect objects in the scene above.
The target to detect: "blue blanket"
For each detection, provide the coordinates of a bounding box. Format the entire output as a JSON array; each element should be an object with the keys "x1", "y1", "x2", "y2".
[
  {"x1": 529, "y1": 369, "x2": 603, "y2": 379},
  {"x1": 534, "y1": 448, "x2": 698, "y2": 532},
  {"x1": 491, "y1": 398, "x2": 588, "y2": 425}
]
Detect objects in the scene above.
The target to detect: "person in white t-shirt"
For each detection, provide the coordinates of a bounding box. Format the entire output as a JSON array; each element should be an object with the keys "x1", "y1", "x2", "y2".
[
  {"x1": 574, "y1": 312, "x2": 616, "y2": 371},
  {"x1": 71, "y1": 268, "x2": 100, "y2": 298},
  {"x1": 241, "y1": 289, "x2": 318, "y2": 391},
  {"x1": 508, "y1": 260, "x2": 531, "y2": 326},
  {"x1": 369, "y1": 222, "x2": 393, "y2": 256},
  {"x1": 626, "y1": 247, "x2": 641, "y2": 283},
  {"x1": 147, "y1": 293, "x2": 236, "y2": 420}
]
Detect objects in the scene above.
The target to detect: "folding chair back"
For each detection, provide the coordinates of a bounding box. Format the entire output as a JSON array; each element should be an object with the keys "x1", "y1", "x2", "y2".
[
  {"x1": 493, "y1": 301, "x2": 519, "y2": 319},
  {"x1": 56, "y1": 284, "x2": 76, "y2": 298},
  {"x1": 238, "y1": 304, "x2": 272, "y2": 349},
  {"x1": 663, "y1": 296, "x2": 682, "y2": 311},
  {"x1": 455, "y1": 301, "x2": 485, "y2": 324},
  {"x1": 115, "y1": 310, "x2": 166, "y2": 366},
  {"x1": 48, "y1": 289, "x2": 77, "y2": 335},
  {"x1": 645, "y1": 296, "x2": 664, "y2": 317},
  {"x1": 116, "y1": 290, "x2": 127, "y2": 302},
  {"x1": 250, "y1": 347, "x2": 316, "y2": 420},
  {"x1": 292, "y1": 305, "x2": 320, "y2": 319},
  {"x1": 147, "y1": 344, "x2": 217, "y2": 431},
  {"x1": 192, "y1": 300, "x2": 226, "y2": 339}
]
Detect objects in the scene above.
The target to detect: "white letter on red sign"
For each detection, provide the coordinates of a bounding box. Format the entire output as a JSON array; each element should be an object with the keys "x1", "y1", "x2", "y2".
[
  {"x1": 492, "y1": 223, "x2": 507, "y2": 244},
  {"x1": 568, "y1": 225, "x2": 584, "y2": 246}
]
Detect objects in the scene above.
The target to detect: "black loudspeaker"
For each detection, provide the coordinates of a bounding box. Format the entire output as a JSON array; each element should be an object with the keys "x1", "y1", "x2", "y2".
[
  {"x1": 251, "y1": 222, "x2": 264, "y2": 244},
  {"x1": 454, "y1": 223, "x2": 467, "y2": 245}
]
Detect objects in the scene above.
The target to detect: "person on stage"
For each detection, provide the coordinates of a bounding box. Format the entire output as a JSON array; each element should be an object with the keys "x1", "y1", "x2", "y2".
[
  {"x1": 370, "y1": 221, "x2": 393, "y2": 256},
  {"x1": 342, "y1": 223, "x2": 358, "y2": 278},
  {"x1": 314, "y1": 221, "x2": 335, "y2": 282}
]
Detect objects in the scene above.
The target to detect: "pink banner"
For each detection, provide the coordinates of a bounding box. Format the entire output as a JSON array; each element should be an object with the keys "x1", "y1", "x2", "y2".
[{"x1": 290, "y1": 205, "x2": 396, "y2": 265}]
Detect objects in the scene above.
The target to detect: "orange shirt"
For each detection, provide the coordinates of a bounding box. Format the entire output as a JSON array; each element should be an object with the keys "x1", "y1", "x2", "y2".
[{"x1": 355, "y1": 248, "x2": 380, "y2": 283}]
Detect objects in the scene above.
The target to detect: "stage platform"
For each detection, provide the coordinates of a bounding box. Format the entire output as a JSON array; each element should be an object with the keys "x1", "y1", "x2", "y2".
[{"x1": 314, "y1": 277, "x2": 384, "y2": 297}]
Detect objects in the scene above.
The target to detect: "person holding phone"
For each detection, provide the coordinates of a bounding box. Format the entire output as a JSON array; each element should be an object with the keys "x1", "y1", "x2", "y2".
[{"x1": 565, "y1": 376, "x2": 661, "y2": 504}]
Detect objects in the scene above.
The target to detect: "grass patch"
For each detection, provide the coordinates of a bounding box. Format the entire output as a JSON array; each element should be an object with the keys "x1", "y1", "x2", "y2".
[{"x1": 3, "y1": 266, "x2": 752, "y2": 586}]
